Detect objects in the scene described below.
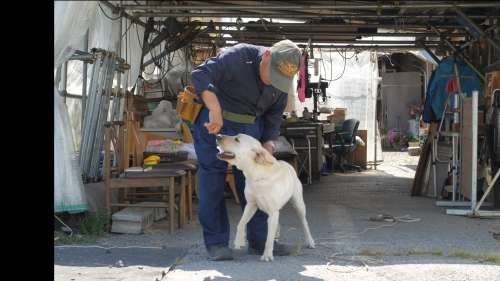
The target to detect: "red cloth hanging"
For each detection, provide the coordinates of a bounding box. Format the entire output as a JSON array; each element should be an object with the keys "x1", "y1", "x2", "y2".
[
  {"x1": 446, "y1": 78, "x2": 459, "y2": 93},
  {"x1": 298, "y1": 51, "x2": 308, "y2": 102}
]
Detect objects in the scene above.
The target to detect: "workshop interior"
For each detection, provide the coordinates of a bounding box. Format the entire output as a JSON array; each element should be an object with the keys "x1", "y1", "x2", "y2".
[{"x1": 54, "y1": 1, "x2": 500, "y2": 236}]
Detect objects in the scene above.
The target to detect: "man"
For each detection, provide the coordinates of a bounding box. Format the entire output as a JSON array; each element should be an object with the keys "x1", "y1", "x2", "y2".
[{"x1": 191, "y1": 40, "x2": 301, "y2": 261}]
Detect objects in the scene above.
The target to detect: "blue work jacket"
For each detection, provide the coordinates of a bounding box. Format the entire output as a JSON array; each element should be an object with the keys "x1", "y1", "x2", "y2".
[{"x1": 191, "y1": 43, "x2": 288, "y2": 142}]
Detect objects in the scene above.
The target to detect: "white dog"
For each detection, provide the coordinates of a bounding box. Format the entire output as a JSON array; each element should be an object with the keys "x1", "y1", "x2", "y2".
[{"x1": 216, "y1": 133, "x2": 315, "y2": 262}]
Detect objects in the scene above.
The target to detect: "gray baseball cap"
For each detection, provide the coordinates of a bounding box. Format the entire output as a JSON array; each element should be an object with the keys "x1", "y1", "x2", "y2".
[{"x1": 269, "y1": 39, "x2": 301, "y2": 93}]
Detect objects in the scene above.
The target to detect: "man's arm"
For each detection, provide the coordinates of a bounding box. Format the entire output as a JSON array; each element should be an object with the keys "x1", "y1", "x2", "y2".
[
  {"x1": 191, "y1": 57, "x2": 225, "y2": 134},
  {"x1": 261, "y1": 92, "x2": 288, "y2": 153}
]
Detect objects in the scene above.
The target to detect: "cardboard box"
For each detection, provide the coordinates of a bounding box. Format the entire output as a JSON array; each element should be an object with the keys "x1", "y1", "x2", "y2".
[{"x1": 328, "y1": 108, "x2": 347, "y2": 124}]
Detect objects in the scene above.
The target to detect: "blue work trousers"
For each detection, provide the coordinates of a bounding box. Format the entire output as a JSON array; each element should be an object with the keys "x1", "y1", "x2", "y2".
[{"x1": 193, "y1": 108, "x2": 268, "y2": 248}]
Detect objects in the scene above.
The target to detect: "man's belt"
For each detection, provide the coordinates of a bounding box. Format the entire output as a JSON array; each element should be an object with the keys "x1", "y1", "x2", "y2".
[{"x1": 222, "y1": 110, "x2": 256, "y2": 124}]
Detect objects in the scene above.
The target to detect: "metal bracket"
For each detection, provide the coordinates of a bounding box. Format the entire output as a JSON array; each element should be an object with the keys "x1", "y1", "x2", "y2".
[
  {"x1": 454, "y1": 7, "x2": 500, "y2": 53},
  {"x1": 430, "y1": 26, "x2": 486, "y2": 82},
  {"x1": 416, "y1": 39, "x2": 441, "y2": 64}
]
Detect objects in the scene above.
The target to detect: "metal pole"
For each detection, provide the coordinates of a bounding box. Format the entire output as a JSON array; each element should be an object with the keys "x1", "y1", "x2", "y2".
[
  {"x1": 113, "y1": 15, "x2": 123, "y2": 121},
  {"x1": 177, "y1": 21, "x2": 462, "y2": 29},
  {"x1": 454, "y1": 7, "x2": 500, "y2": 53},
  {"x1": 82, "y1": 29, "x2": 89, "y2": 130},
  {"x1": 471, "y1": 90, "x2": 478, "y2": 211},
  {"x1": 123, "y1": 2, "x2": 500, "y2": 10},
  {"x1": 417, "y1": 41, "x2": 441, "y2": 64},
  {"x1": 431, "y1": 26, "x2": 486, "y2": 82},
  {"x1": 61, "y1": 61, "x2": 68, "y2": 103},
  {"x1": 132, "y1": 12, "x2": 490, "y2": 19},
  {"x1": 87, "y1": 53, "x2": 110, "y2": 178},
  {"x1": 205, "y1": 30, "x2": 462, "y2": 38}
]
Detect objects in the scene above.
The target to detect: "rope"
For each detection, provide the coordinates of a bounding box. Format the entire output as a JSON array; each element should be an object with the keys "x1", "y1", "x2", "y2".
[{"x1": 318, "y1": 214, "x2": 421, "y2": 241}]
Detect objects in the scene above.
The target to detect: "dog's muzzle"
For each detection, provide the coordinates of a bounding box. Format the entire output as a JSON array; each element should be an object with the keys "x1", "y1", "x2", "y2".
[{"x1": 216, "y1": 134, "x2": 236, "y2": 160}]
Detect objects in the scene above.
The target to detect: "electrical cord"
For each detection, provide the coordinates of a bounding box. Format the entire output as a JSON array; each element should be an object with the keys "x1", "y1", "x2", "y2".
[
  {"x1": 319, "y1": 48, "x2": 348, "y2": 82},
  {"x1": 317, "y1": 214, "x2": 421, "y2": 241},
  {"x1": 98, "y1": 3, "x2": 121, "y2": 21},
  {"x1": 121, "y1": 19, "x2": 133, "y2": 39},
  {"x1": 135, "y1": 23, "x2": 143, "y2": 50}
]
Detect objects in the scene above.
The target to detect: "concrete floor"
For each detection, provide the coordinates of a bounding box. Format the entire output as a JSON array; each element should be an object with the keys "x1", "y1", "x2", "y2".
[{"x1": 54, "y1": 152, "x2": 500, "y2": 281}]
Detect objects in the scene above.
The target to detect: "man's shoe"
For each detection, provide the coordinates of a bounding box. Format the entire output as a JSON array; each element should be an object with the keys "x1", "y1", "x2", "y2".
[
  {"x1": 206, "y1": 244, "x2": 234, "y2": 261},
  {"x1": 248, "y1": 241, "x2": 291, "y2": 256}
]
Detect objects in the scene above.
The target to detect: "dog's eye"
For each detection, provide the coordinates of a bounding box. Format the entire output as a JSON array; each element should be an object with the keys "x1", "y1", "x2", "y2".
[{"x1": 235, "y1": 137, "x2": 240, "y2": 143}]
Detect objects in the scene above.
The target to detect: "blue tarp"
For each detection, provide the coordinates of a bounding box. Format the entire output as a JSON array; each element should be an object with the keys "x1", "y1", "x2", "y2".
[{"x1": 422, "y1": 57, "x2": 482, "y2": 123}]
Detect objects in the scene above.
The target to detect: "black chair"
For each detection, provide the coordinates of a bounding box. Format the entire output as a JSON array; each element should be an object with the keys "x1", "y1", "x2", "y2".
[{"x1": 329, "y1": 119, "x2": 362, "y2": 173}]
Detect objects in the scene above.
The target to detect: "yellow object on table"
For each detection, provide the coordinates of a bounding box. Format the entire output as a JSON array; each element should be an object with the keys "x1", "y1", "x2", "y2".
[{"x1": 144, "y1": 155, "x2": 160, "y2": 165}]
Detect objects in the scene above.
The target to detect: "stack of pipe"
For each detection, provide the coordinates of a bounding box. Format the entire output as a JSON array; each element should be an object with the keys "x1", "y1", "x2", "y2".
[{"x1": 80, "y1": 49, "x2": 128, "y2": 182}]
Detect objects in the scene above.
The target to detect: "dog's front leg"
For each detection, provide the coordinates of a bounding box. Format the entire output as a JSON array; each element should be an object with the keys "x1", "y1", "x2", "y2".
[
  {"x1": 234, "y1": 202, "x2": 257, "y2": 249},
  {"x1": 261, "y1": 212, "x2": 279, "y2": 262}
]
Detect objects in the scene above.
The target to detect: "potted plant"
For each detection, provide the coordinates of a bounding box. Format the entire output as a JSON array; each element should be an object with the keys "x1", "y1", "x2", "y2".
[{"x1": 387, "y1": 128, "x2": 402, "y2": 150}]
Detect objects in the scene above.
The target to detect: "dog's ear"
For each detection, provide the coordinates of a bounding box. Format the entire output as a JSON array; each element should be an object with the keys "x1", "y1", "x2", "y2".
[{"x1": 253, "y1": 148, "x2": 274, "y2": 166}]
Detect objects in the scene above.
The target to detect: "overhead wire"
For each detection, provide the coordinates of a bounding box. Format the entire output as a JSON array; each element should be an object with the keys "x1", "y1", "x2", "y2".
[
  {"x1": 318, "y1": 48, "x2": 350, "y2": 83},
  {"x1": 98, "y1": 3, "x2": 122, "y2": 21}
]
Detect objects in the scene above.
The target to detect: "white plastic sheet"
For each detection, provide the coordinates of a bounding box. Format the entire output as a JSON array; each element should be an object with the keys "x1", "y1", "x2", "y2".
[
  {"x1": 54, "y1": 1, "x2": 97, "y2": 66},
  {"x1": 143, "y1": 100, "x2": 182, "y2": 129},
  {"x1": 54, "y1": 1, "x2": 97, "y2": 213},
  {"x1": 292, "y1": 50, "x2": 381, "y2": 163}
]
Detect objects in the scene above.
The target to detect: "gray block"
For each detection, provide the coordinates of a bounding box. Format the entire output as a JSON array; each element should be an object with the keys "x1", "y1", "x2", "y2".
[
  {"x1": 133, "y1": 202, "x2": 167, "y2": 221},
  {"x1": 111, "y1": 207, "x2": 155, "y2": 234}
]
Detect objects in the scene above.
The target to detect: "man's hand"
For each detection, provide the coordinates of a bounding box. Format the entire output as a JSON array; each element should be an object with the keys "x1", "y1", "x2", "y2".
[
  {"x1": 205, "y1": 109, "x2": 223, "y2": 134},
  {"x1": 201, "y1": 90, "x2": 223, "y2": 134},
  {"x1": 262, "y1": 141, "x2": 275, "y2": 154}
]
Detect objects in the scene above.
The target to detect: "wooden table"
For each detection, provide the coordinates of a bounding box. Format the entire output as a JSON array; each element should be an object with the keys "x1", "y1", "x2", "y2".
[
  {"x1": 154, "y1": 160, "x2": 197, "y2": 223},
  {"x1": 106, "y1": 169, "x2": 187, "y2": 234}
]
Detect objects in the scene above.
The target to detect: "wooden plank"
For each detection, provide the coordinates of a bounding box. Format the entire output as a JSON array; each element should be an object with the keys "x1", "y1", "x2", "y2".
[
  {"x1": 412, "y1": 122, "x2": 437, "y2": 196},
  {"x1": 110, "y1": 178, "x2": 173, "y2": 188},
  {"x1": 179, "y1": 175, "x2": 186, "y2": 227},
  {"x1": 110, "y1": 203, "x2": 169, "y2": 208},
  {"x1": 485, "y1": 71, "x2": 500, "y2": 99},
  {"x1": 124, "y1": 169, "x2": 186, "y2": 178},
  {"x1": 169, "y1": 177, "x2": 175, "y2": 234},
  {"x1": 187, "y1": 171, "x2": 193, "y2": 222},
  {"x1": 118, "y1": 124, "x2": 125, "y2": 172}
]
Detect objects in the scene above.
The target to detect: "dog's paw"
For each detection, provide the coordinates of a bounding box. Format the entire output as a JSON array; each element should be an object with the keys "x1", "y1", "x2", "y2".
[
  {"x1": 233, "y1": 237, "x2": 247, "y2": 249},
  {"x1": 260, "y1": 252, "x2": 274, "y2": 262},
  {"x1": 307, "y1": 239, "x2": 316, "y2": 249}
]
